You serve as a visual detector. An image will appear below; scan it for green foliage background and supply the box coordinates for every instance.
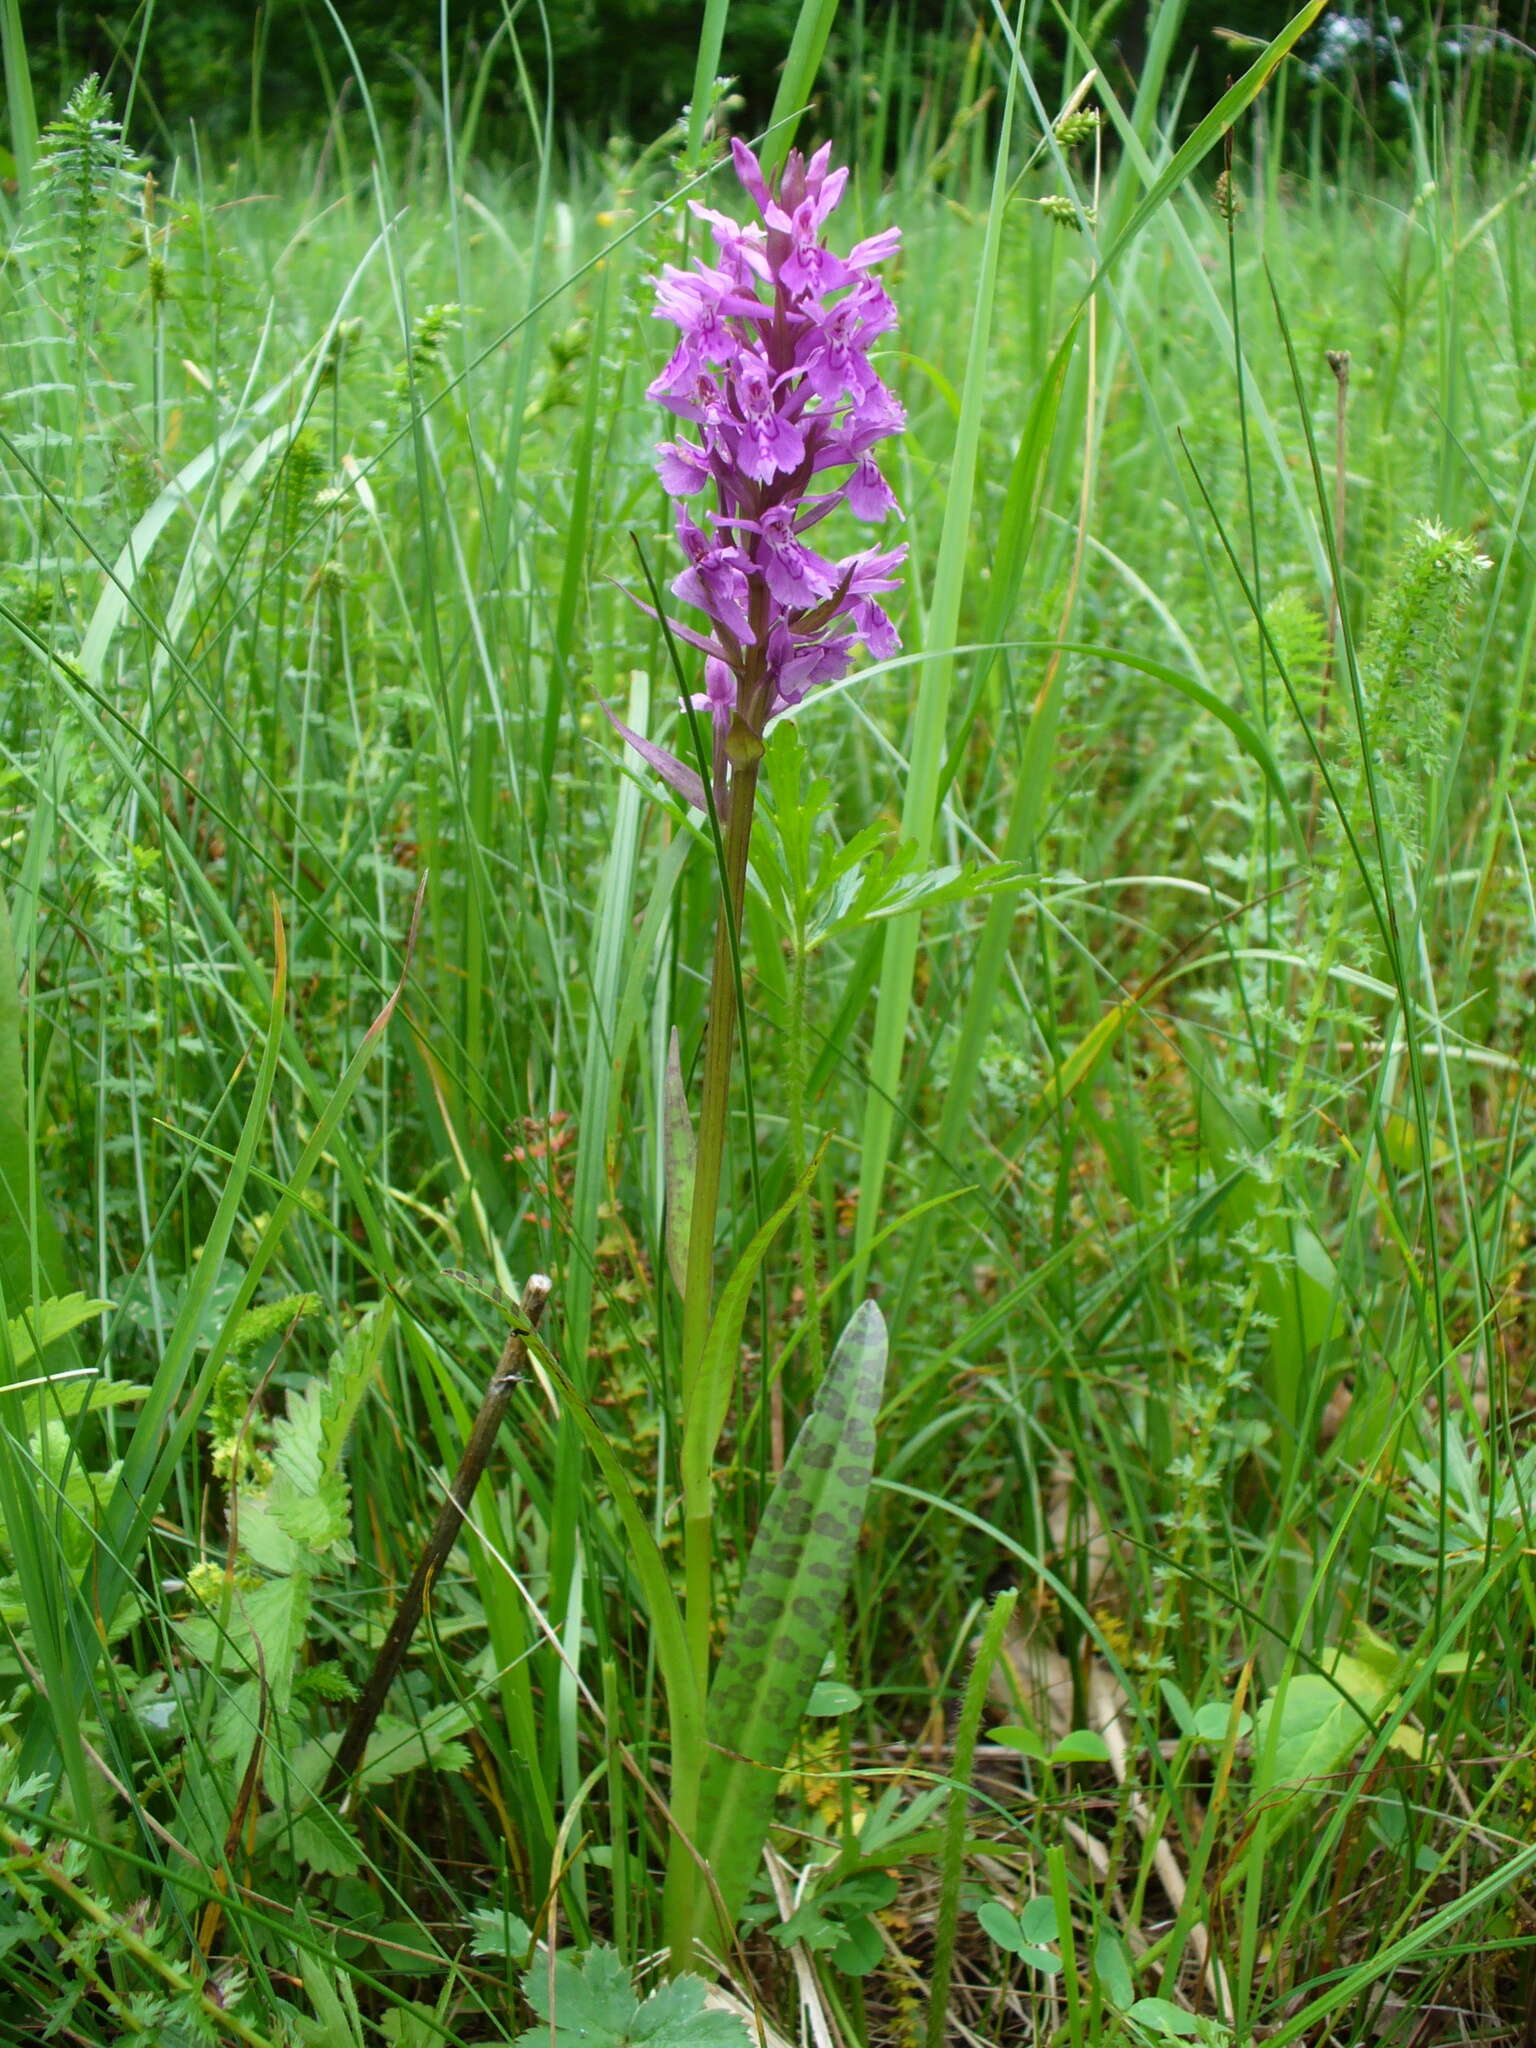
[13,1,1530,160]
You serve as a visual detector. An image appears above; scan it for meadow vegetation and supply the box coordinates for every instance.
[1,3,1535,2042]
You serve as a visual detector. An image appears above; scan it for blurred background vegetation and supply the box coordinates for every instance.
[9,2,1533,167]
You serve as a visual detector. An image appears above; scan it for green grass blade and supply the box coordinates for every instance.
[761,0,843,176]
[0,0,38,203]
[851,38,1020,1297]
[0,889,67,1319]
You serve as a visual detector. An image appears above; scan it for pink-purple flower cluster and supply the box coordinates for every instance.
[629,139,905,803]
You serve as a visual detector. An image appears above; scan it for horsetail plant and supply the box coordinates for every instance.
[608,138,902,1968]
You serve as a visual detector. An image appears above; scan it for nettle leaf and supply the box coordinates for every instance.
[269,1471,351,1553]
[15,1375,150,1422]
[695,1300,888,1940]
[286,1802,363,1879]
[772,1870,895,1975]
[515,1946,749,2048]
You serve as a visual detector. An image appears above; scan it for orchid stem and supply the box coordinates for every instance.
[787,933,824,1395]
[669,753,760,1969]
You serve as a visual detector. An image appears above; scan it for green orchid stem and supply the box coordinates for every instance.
[669,748,761,1970]
[787,933,825,1393]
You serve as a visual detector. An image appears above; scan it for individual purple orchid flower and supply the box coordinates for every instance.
[610,137,906,809]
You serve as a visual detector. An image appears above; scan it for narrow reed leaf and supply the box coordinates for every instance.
[0,890,67,1320]
[927,1589,1019,2048]
[760,0,844,177]
[853,49,1018,1295]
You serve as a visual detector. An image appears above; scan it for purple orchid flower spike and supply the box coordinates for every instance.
[608,139,906,808]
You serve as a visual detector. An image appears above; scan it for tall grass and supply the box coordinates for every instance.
[1,3,1534,2043]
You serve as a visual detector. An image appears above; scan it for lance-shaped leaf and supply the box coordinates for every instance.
[680,1141,826,1507]
[597,696,707,813]
[663,1028,696,1300]
[693,1299,888,1941]
[0,889,69,1330]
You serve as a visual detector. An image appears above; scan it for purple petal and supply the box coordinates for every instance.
[657,440,711,494]
[845,457,901,522]
[731,137,772,215]
[845,226,902,271]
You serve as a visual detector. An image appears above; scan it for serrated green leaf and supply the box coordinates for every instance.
[241,1571,312,1715]
[269,1471,350,1551]
[773,1898,843,1953]
[515,1946,634,2044]
[320,1302,393,1475]
[3,1296,111,1373]
[467,1906,533,1959]
[271,1378,326,1499]
[359,1706,471,1788]
[287,1802,362,1878]
[633,1973,752,2043]
[2,1374,149,1422]
[695,1300,888,1942]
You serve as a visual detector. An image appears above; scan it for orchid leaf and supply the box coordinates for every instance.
[694,1299,888,1941]
[663,1027,697,1300]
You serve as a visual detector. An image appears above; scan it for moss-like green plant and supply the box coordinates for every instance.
[1355,518,1489,853]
